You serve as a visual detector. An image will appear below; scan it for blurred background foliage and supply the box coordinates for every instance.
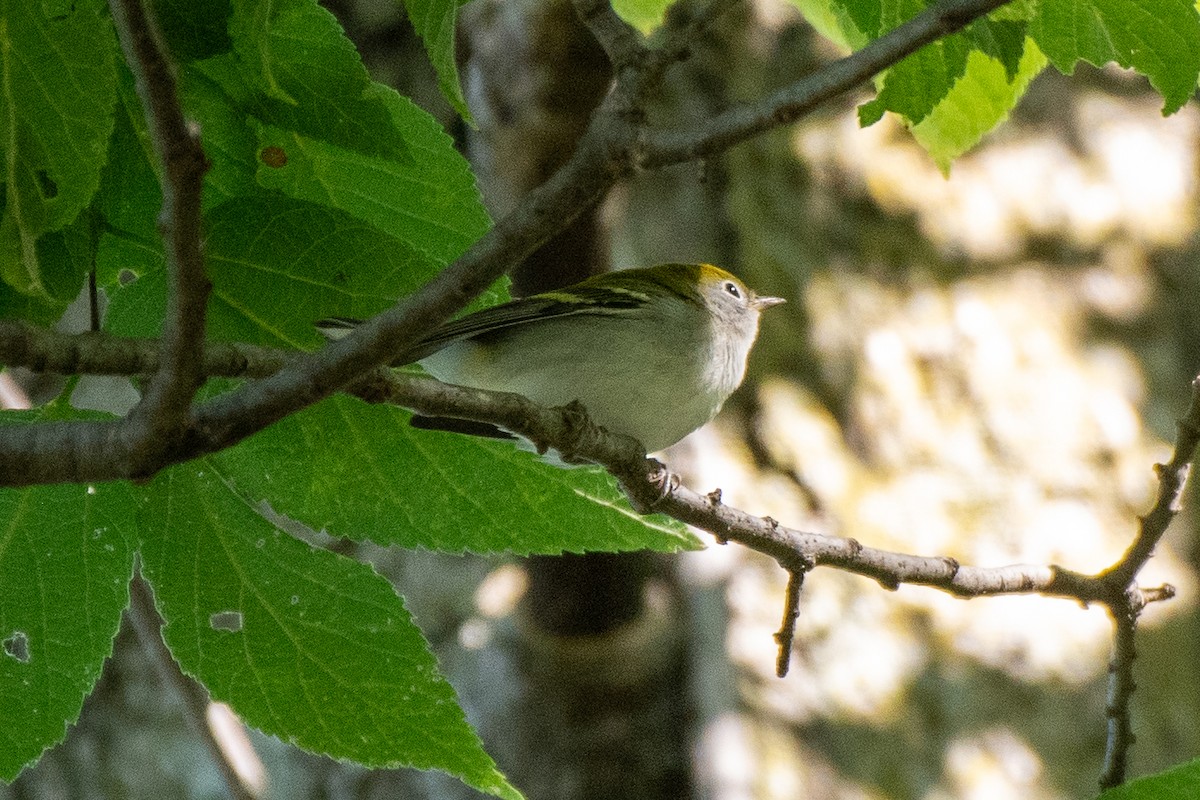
[6,0,1199,798]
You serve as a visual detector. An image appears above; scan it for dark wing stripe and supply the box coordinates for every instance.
[405,290,648,360]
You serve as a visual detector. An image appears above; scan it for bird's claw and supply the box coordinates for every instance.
[647,458,680,504]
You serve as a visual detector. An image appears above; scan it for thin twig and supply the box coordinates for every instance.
[1100,593,1139,789]
[128,574,261,800]
[1104,375,1200,586]
[107,0,210,467]
[351,370,1130,603]
[639,0,1015,167]
[1085,377,1200,782]
[773,561,807,678]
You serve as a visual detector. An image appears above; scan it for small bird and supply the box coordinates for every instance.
[318,263,784,454]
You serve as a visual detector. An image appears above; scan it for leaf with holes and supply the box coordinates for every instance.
[136,462,522,799]
[0,0,117,300]
[0,477,135,781]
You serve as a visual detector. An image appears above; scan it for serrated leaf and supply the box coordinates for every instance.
[965,18,1026,80]
[105,196,438,347]
[1099,758,1200,799]
[0,0,118,297]
[217,394,700,554]
[0,479,136,781]
[136,463,522,800]
[228,0,411,163]
[858,24,971,126]
[839,0,884,38]
[251,84,489,265]
[401,0,474,122]
[911,39,1047,171]
[1029,0,1200,114]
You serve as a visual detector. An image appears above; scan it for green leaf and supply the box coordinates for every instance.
[0,282,66,325]
[400,0,474,122]
[965,18,1027,80]
[137,463,522,800]
[106,196,438,347]
[911,38,1047,171]
[181,55,265,208]
[33,211,96,302]
[1029,0,1200,114]
[251,84,490,265]
[786,0,865,49]
[228,0,412,163]
[0,479,136,780]
[217,394,701,554]
[610,0,675,33]
[839,0,884,37]
[92,71,170,291]
[94,74,163,247]
[843,0,1029,128]
[152,0,234,62]
[858,22,971,126]
[0,0,118,297]
[1099,758,1200,799]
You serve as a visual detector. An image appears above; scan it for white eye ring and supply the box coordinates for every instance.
[723,281,742,299]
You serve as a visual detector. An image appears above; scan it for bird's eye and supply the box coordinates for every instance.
[723,281,742,299]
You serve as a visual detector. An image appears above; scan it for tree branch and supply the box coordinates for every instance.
[107,0,210,468]
[354,365,1190,783]
[3,316,1190,787]
[1104,375,1200,586]
[0,321,290,380]
[639,0,1016,167]
[1086,376,1200,784]
[352,369,1180,613]
[1100,594,1139,789]
[0,0,1015,486]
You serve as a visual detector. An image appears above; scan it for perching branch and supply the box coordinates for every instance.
[355,365,1191,784]
[354,369,1184,613]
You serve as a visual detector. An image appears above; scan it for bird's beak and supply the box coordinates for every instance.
[752,295,786,310]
